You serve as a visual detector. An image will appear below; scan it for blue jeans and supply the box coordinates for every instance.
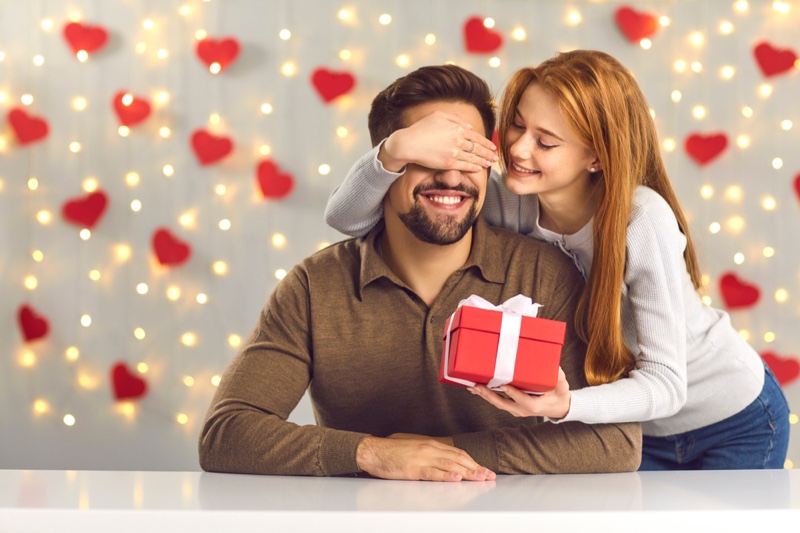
[639,364,790,470]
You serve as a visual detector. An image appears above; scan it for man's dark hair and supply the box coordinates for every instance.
[367,64,496,147]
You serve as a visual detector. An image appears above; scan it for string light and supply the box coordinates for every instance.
[700,185,714,199]
[181,332,197,346]
[126,172,140,187]
[690,61,703,73]
[781,120,792,131]
[763,246,775,258]
[260,103,273,114]
[21,94,34,105]
[566,10,582,25]
[395,54,411,68]
[708,222,721,234]
[735,1,749,12]
[80,314,92,327]
[212,261,228,275]
[118,126,131,137]
[33,399,50,414]
[63,415,76,427]
[733,252,745,264]
[143,19,154,30]
[424,33,437,45]
[195,30,207,41]
[218,219,231,231]
[228,334,242,348]
[379,14,392,25]
[772,158,783,170]
[489,57,501,68]
[66,347,79,361]
[742,106,754,118]
[336,127,348,138]
[720,66,735,79]
[659,16,671,26]
[211,375,222,386]
[176,414,189,425]
[725,185,744,203]
[163,164,175,177]
[762,196,777,210]
[736,135,751,149]
[759,84,773,98]
[692,106,707,119]
[89,269,101,281]
[272,233,287,248]
[640,39,652,50]
[281,62,296,76]
[279,29,291,40]
[83,178,98,192]
[690,32,704,47]
[20,351,36,367]
[32,250,44,262]
[719,21,734,34]
[674,60,687,73]
[72,97,88,111]
[29,177,40,190]
[739,329,751,341]
[318,164,331,175]
[764,331,776,342]
[339,49,352,60]
[196,293,208,304]
[167,286,181,301]
[33,55,45,66]
[24,276,37,290]
[259,145,272,156]
[136,283,149,295]
[775,289,789,303]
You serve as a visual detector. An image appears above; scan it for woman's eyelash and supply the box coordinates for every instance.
[537,140,557,150]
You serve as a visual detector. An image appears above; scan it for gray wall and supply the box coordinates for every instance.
[1,0,798,471]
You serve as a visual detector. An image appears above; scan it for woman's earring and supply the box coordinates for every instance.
[590,167,596,173]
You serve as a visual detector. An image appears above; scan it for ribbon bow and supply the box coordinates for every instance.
[443,294,542,390]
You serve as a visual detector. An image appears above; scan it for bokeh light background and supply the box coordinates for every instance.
[1,0,798,471]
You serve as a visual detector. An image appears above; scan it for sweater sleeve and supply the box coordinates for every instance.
[452,251,642,473]
[198,267,369,476]
[323,142,403,237]
[560,190,689,425]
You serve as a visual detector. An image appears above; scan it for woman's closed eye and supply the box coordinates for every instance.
[537,139,557,150]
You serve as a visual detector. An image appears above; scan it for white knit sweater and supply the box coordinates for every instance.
[324,145,765,437]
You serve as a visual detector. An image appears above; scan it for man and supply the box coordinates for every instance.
[199,65,641,480]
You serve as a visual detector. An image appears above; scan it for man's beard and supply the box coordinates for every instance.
[398,183,479,245]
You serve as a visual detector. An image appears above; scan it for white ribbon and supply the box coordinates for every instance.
[442,294,542,390]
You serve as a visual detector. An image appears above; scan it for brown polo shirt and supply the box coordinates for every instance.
[199,217,641,476]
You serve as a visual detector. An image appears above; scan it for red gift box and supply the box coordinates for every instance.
[439,301,566,394]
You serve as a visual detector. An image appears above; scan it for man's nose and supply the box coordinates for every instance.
[434,169,466,187]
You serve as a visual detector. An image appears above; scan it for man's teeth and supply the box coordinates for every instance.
[513,163,536,174]
[427,195,463,205]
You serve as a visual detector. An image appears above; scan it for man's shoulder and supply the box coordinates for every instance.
[484,224,567,259]
[298,236,363,271]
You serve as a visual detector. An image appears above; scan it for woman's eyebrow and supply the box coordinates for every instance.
[513,110,565,142]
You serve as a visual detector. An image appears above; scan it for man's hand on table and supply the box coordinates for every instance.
[355,434,495,482]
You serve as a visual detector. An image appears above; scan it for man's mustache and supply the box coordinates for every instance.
[413,182,479,200]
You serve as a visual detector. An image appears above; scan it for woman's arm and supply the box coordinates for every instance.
[324,111,497,237]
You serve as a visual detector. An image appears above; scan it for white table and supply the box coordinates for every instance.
[1,469,798,532]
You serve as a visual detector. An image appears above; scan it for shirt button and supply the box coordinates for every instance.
[430,315,435,323]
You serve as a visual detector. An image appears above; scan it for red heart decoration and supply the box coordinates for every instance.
[719,272,760,310]
[190,129,233,165]
[463,16,503,54]
[794,173,800,204]
[112,91,151,127]
[614,6,659,43]
[195,37,240,72]
[18,304,49,342]
[152,228,191,266]
[761,351,800,386]
[753,42,798,78]
[684,132,728,166]
[111,362,148,401]
[62,190,109,229]
[62,21,108,55]
[7,108,49,145]
[256,160,295,199]
[311,68,356,103]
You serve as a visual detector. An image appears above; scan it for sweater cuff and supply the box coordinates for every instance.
[319,430,371,476]
[452,431,499,472]
[373,138,407,175]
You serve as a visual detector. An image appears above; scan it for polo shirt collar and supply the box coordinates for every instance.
[357,216,505,299]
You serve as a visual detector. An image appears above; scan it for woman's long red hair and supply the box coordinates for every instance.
[498,50,701,385]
